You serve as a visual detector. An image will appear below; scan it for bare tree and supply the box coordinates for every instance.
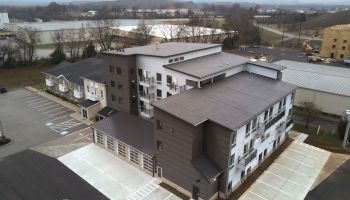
[300,101,321,129]
[0,41,19,67]
[64,28,87,61]
[133,18,154,46]
[15,28,40,63]
[89,19,118,51]
[158,24,176,42]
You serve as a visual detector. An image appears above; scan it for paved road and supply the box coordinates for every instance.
[306,159,350,200]
[255,23,323,41]
[0,88,86,158]
[0,150,109,200]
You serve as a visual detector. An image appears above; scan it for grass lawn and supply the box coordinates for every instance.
[37,43,56,49]
[292,122,349,154]
[260,29,282,45]
[0,63,54,90]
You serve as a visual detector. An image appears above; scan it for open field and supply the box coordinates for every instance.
[0,63,53,90]
[260,28,282,45]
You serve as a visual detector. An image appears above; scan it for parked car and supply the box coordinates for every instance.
[0,86,7,94]
[344,56,350,66]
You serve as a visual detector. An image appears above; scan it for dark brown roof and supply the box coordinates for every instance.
[164,52,249,79]
[153,72,297,130]
[192,155,222,183]
[78,99,99,108]
[91,112,154,156]
[102,42,221,57]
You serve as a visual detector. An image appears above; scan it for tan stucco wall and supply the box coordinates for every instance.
[294,88,350,116]
[320,28,350,60]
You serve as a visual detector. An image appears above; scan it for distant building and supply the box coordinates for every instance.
[320,24,350,60]
[0,11,9,28]
[87,11,97,17]
[275,60,350,116]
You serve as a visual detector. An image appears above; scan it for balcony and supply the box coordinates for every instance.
[140,106,154,118]
[167,83,185,93]
[139,76,154,87]
[45,79,54,87]
[264,110,285,132]
[58,84,68,92]
[74,90,83,99]
[275,122,286,139]
[255,123,265,140]
[238,148,257,168]
[139,91,155,103]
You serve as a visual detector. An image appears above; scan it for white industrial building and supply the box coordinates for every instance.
[274,60,350,116]
[0,11,9,28]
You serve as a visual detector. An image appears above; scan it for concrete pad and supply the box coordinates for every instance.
[59,144,181,200]
[239,140,331,200]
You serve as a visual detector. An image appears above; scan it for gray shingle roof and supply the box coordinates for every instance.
[44,58,104,86]
[102,42,221,57]
[192,155,222,183]
[91,112,154,156]
[274,60,350,97]
[78,99,99,108]
[97,107,117,118]
[164,52,250,79]
[81,69,105,84]
[153,72,297,130]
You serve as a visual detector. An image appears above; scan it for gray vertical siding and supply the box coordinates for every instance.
[203,122,231,194]
[154,108,218,200]
[102,54,138,116]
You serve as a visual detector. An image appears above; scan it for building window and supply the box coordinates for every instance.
[230,154,235,167]
[243,144,249,154]
[344,40,347,43]
[269,107,273,118]
[169,59,173,63]
[157,89,162,99]
[341,54,344,58]
[167,92,172,97]
[111,80,116,87]
[180,56,184,61]
[118,82,123,89]
[231,131,237,147]
[166,75,172,85]
[334,39,337,42]
[156,73,162,84]
[130,149,139,165]
[156,119,162,130]
[252,117,258,131]
[245,121,251,136]
[118,97,123,104]
[332,45,336,49]
[109,65,114,73]
[282,97,286,107]
[174,57,179,62]
[96,132,104,145]
[118,143,126,157]
[250,139,254,149]
[107,136,114,151]
[111,95,116,102]
[101,90,104,98]
[342,46,346,50]
[87,86,90,92]
[264,110,268,121]
[228,181,232,190]
[117,67,122,74]
[157,140,163,151]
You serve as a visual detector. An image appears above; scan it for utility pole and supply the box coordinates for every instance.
[281,19,287,46]
[342,110,350,148]
[298,22,302,47]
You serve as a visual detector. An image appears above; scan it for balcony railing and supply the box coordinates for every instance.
[140,106,154,118]
[139,76,154,87]
[264,110,285,131]
[286,118,293,128]
[167,83,185,93]
[139,91,155,102]
[238,148,257,167]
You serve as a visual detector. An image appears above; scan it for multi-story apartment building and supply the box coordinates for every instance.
[92,42,297,200]
[320,24,350,60]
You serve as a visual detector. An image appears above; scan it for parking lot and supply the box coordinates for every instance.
[239,141,331,200]
[59,144,181,200]
[0,88,86,158]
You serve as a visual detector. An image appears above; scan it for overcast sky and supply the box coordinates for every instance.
[1,0,350,6]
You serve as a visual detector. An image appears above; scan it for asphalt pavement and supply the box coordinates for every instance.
[0,150,108,200]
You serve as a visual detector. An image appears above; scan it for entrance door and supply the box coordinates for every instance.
[330,53,334,58]
[277,136,281,145]
[273,140,277,150]
[258,153,263,163]
[157,166,162,178]
[82,109,88,119]
[240,170,245,180]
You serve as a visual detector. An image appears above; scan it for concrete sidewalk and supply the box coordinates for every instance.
[26,87,93,126]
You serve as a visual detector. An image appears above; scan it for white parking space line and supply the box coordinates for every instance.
[73,133,92,142]
[42,107,66,114]
[287,148,321,160]
[21,97,44,104]
[48,110,71,118]
[248,191,269,200]
[257,180,293,197]
[32,102,55,109]
[28,99,49,106]
[45,115,68,123]
[127,179,159,200]
[18,95,39,102]
[10,90,31,96]
[265,171,304,187]
[49,119,82,133]
[38,104,60,111]
[274,162,308,176]
[282,155,314,168]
